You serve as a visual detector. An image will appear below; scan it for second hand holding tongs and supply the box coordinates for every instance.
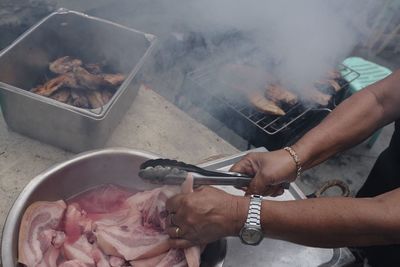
[139,158,290,189]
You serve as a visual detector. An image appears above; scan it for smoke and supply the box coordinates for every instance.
[163,0,376,89]
[92,0,380,94]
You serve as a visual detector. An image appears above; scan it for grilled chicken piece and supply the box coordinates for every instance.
[87,91,104,109]
[248,91,285,116]
[49,56,82,74]
[304,87,332,106]
[314,79,342,93]
[101,90,114,105]
[84,63,103,75]
[265,84,297,105]
[70,90,90,109]
[102,73,125,87]
[31,73,78,96]
[326,70,341,80]
[327,79,341,92]
[49,88,71,103]
[73,66,109,90]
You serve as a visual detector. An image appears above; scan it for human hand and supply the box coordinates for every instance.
[166,186,249,248]
[230,150,297,196]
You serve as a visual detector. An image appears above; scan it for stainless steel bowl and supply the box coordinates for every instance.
[1,148,225,267]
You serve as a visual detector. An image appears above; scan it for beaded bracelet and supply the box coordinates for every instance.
[284,146,302,179]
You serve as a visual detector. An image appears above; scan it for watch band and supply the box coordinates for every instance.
[245,194,263,227]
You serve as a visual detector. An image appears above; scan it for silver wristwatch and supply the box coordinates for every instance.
[239,194,264,245]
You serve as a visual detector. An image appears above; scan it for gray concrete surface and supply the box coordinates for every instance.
[0,85,239,242]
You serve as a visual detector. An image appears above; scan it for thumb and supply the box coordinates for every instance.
[169,238,196,249]
[245,172,266,195]
[230,159,254,176]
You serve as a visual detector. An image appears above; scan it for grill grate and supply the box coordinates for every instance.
[188,63,359,136]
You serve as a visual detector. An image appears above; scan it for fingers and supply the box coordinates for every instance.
[167,225,186,239]
[246,171,286,196]
[230,153,258,175]
[246,172,267,195]
[270,187,285,197]
[166,194,184,214]
[169,238,195,249]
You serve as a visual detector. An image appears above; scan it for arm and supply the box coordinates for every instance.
[167,186,400,248]
[258,189,400,247]
[294,69,400,169]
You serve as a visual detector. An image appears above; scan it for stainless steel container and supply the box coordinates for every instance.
[1,148,226,267]
[0,9,157,153]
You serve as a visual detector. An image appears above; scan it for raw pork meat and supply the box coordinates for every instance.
[18,200,66,266]
[18,178,201,267]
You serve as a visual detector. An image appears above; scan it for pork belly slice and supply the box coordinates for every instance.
[62,235,110,266]
[35,246,61,267]
[59,260,89,267]
[156,249,188,267]
[247,91,286,116]
[95,210,170,260]
[129,252,167,267]
[130,249,187,267]
[50,56,82,74]
[132,186,180,230]
[109,256,126,267]
[18,200,66,267]
[69,184,134,214]
[265,84,298,106]
[64,203,93,243]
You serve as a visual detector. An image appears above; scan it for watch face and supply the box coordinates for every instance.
[240,227,263,245]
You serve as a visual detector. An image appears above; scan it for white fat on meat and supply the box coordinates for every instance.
[94,204,171,260]
[64,203,93,242]
[156,249,188,267]
[109,256,126,267]
[129,252,167,266]
[35,246,60,267]
[62,234,111,267]
[59,260,89,267]
[18,200,66,267]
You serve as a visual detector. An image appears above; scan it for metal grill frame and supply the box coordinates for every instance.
[188,63,359,136]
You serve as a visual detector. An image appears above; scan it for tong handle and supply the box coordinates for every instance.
[191,174,252,187]
[154,172,289,189]
[139,159,290,189]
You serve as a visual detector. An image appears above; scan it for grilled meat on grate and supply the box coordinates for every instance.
[265,84,298,105]
[248,91,286,116]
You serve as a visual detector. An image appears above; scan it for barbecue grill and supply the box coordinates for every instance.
[182,62,359,150]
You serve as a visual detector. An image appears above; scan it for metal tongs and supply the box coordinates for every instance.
[139,158,290,189]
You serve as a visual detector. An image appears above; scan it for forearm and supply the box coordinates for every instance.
[241,190,400,248]
[293,70,400,169]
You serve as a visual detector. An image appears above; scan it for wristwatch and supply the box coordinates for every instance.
[239,194,264,245]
